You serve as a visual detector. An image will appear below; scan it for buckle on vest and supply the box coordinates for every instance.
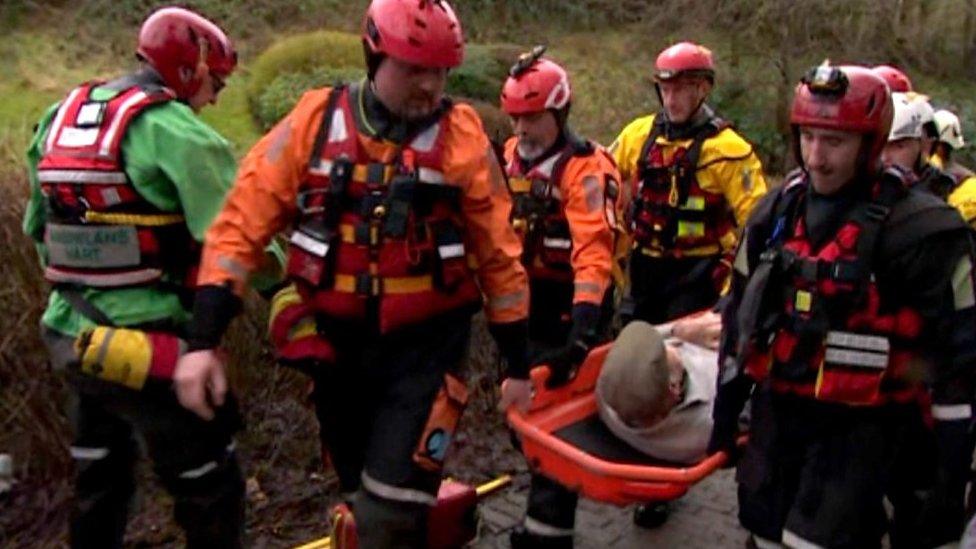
[798,259,819,282]
[360,194,385,218]
[530,179,551,199]
[865,203,889,221]
[330,158,353,192]
[356,273,381,297]
[297,188,328,215]
[829,260,860,283]
[366,163,388,185]
[759,249,780,264]
[354,223,371,245]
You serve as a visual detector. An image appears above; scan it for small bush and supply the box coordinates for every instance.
[462,99,512,147]
[253,67,365,130]
[448,44,522,102]
[246,30,364,112]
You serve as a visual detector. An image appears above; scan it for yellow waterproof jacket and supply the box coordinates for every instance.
[948,175,976,228]
[610,113,767,258]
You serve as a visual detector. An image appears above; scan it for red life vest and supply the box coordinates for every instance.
[631,116,735,257]
[506,141,581,283]
[37,80,197,289]
[740,171,927,406]
[284,85,482,334]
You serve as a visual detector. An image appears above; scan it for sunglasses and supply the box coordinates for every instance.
[210,72,227,94]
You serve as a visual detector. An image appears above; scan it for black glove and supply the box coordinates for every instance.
[537,340,589,388]
[186,284,242,352]
[537,303,601,388]
[488,319,529,379]
[707,371,753,464]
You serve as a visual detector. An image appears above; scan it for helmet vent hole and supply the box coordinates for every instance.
[414,17,427,29]
[866,95,877,116]
[408,37,422,48]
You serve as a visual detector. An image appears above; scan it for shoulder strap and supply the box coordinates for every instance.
[550,130,594,185]
[308,85,347,169]
[102,70,172,97]
[849,167,909,284]
[685,116,729,171]
[734,177,806,359]
[636,115,665,175]
[58,287,115,327]
[765,171,807,248]
[676,116,730,206]
[882,192,972,258]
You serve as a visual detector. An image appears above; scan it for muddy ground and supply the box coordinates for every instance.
[0,315,527,548]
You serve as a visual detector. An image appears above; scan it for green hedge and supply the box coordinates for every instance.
[254,67,365,130]
[246,30,364,113]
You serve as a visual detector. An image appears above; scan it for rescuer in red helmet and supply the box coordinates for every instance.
[872,64,914,93]
[173,1,532,545]
[499,46,623,548]
[22,6,254,547]
[499,46,622,384]
[709,62,976,547]
[610,41,768,327]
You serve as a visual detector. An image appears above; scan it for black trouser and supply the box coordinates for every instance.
[310,311,472,549]
[42,328,245,549]
[886,409,940,549]
[625,252,721,324]
[523,474,579,538]
[736,387,930,549]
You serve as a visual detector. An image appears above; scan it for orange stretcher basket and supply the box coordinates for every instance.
[507,343,740,507]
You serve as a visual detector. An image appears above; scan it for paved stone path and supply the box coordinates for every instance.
[473,469,750,548]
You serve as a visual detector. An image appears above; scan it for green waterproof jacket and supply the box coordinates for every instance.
[24,80,281,337]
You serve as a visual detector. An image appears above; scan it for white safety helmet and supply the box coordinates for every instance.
[934,109,966,150]
[888,92,925,142]
[908,92,937,139]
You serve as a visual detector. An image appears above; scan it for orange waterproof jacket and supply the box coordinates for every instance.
[198,85,528,326]
[503,136,620,305]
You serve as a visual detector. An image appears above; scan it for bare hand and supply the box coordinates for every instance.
[498,378,533,413]
[672,311,722,350]
[173,349,227,420]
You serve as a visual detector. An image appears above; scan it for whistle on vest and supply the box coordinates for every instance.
[74,327,186,390]
[668,172,680,207]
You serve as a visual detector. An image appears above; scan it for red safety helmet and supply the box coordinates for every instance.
[500,46,571,116]
[136,7,236,99]
[363,0,465,70]
[790,63,893,170]
[654,41,715,82]
[872,65,913,93]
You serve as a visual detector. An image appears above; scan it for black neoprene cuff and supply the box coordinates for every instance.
[488,319,530,379]
[186,284,242,352]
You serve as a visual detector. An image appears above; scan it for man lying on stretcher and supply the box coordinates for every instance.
[597,311,721,464]
[511,311,722,548]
